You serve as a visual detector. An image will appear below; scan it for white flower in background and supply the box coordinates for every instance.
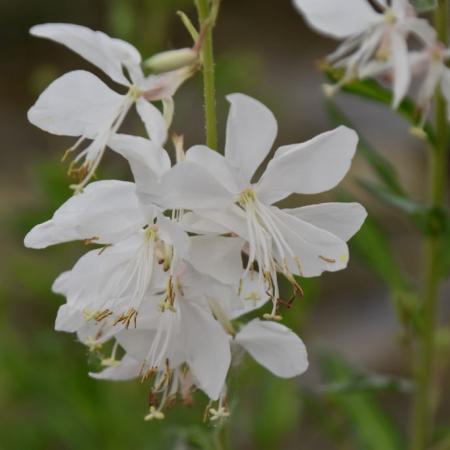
[293,0,436,107]
[408,44,450,128]
[160,93,367,320]
[28,23,198,191]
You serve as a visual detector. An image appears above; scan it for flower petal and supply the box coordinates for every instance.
[28,70,125,137]
[283,202,367,241]
[229,275,270,319]
[179,300,231,400]
[391,31,410,109]
[256,126,358,204]
[108,134,171,191]
[293,0,381,39]
[179,212,231,235]
[224,93,278,183]
[24,180,145,248]
[160,162,234,210]
[30,23,140,85]
[186,145,243,193]
[135,98,168,145]
[90,354,141,381]
[235,319,308,378]
[270,207,350,277]
[188,236,244,285]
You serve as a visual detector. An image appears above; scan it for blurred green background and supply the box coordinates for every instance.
[0,0,449,449]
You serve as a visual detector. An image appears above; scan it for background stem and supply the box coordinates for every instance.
[410,2,449,449]
[195,0,218,150]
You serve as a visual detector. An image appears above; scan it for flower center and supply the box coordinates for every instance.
[236,189,303,320]
[383,8,396,25]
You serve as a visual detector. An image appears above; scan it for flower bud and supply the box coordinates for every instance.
[144,48,198,73]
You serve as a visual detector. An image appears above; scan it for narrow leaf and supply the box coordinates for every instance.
[320,353,405,450]
[412,0,438,12]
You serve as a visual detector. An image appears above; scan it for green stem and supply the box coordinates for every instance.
[195,0,219,150]
[410,2,449,449]
[214,423,230,450]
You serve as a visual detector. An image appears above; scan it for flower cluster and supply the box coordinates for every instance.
[294,0,450,128]
[25,23,366,420]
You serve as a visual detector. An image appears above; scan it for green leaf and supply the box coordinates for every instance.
[327,101,405,195]
[358,179,428,215]
[358,179,449,236]
[320,353,405,450]
[412,0,438,12]
[323,67,436,146]
[439,227,450,276]
[320,374,413,395]
[253,377,300,449]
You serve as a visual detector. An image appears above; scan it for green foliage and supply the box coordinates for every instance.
[319,354,405,450]
[412,0,438,12]
[324,67,436,146]
[251,376,301,449]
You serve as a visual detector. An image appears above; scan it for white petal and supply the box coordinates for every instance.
[24,180,145,248]
[90,354,141,381]
[293,0,381,39]
[28,70,125,137]
[135,98,168,145]
[403,18,437,47]
[160,162,234,210]
[186,145,243,193]
[224,93,278,183]
[54,304,85,332]
[192,206,249,238]
[179,212,231,235]
[235,319,308,378]
[271,207,350,277]
[116,329,158,361]
[179,300,231,400]
[283,202,367,241]
[30,23,140,85]
[256,126,358,204]
[108,133,170,201]
[157,213,191,261]
[391,31,410,109]
[140,66,193,100]
[229,275,270,319]
[188,236,244,285]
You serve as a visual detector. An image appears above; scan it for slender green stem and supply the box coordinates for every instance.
[194,1,228,448]
[214,422,230,450]
[195,0,219,150]
[410,2,449,449]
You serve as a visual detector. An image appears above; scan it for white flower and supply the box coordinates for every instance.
[159,93,367,319]
[28,23,197,191]
[408,44,450,128]
[24,145,188,328]
[105,262,233,402]
[293,0,436,107]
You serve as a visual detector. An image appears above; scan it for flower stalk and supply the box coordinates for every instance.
[410,2,449,449]
[195,0,219,150]
[195,2,229,447]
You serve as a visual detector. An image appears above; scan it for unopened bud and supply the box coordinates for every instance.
[144,48,198,74]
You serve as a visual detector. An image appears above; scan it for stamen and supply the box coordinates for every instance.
[144,406,165,421]
[113,308,138,329]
